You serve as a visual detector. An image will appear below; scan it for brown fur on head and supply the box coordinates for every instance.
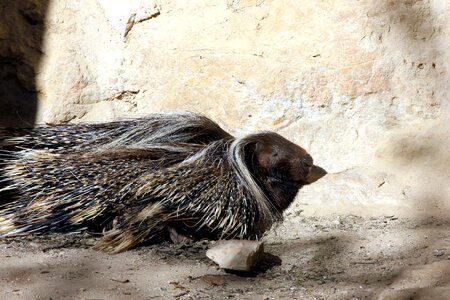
[245,133,327,211]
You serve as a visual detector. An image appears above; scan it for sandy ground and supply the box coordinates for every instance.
[1,214,449,300]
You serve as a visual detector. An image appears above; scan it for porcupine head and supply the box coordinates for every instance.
[245,132,327,213]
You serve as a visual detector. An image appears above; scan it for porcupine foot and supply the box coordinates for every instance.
[167,225,194,244]
[102,222,194,244]
[102,216,121,235]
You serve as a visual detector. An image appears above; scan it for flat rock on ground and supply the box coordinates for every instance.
[206,240,265,272]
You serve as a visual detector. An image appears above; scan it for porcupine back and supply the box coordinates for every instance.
[0,113,231,153]
[0,113,233,235]
[0,112,231,200]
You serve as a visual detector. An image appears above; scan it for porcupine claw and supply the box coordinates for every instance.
[167,225,195,244]
[102,216,120,235]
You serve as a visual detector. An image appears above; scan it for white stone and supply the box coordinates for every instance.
[206,240,264,272]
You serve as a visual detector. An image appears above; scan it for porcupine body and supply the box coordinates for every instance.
[0,112,326,253]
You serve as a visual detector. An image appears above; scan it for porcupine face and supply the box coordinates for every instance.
[247,133,327,212]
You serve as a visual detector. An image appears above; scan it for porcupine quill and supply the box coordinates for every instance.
[0,112,327,253]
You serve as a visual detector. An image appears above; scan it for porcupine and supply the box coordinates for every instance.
[0,112,327,253]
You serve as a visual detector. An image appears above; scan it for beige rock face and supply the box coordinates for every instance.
[1,0,449,215]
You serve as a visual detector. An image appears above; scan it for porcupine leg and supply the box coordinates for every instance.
[95,221,167,253]
[94,203,168,253]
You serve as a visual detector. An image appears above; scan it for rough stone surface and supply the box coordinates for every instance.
[206,240,264,272]
[0,0,449,215]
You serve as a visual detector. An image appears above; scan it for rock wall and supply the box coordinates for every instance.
[2,0,449,216]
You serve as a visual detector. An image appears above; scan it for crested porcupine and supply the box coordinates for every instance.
[0,112,326,253]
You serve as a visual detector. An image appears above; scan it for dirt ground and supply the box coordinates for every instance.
[1,214,449,300]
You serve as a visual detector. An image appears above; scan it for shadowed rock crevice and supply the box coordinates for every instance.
[0,1,48,205]
[0,0,48,127]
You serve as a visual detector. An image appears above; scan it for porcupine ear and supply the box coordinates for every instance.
[242,139,259,171]
[243,135,276,175]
